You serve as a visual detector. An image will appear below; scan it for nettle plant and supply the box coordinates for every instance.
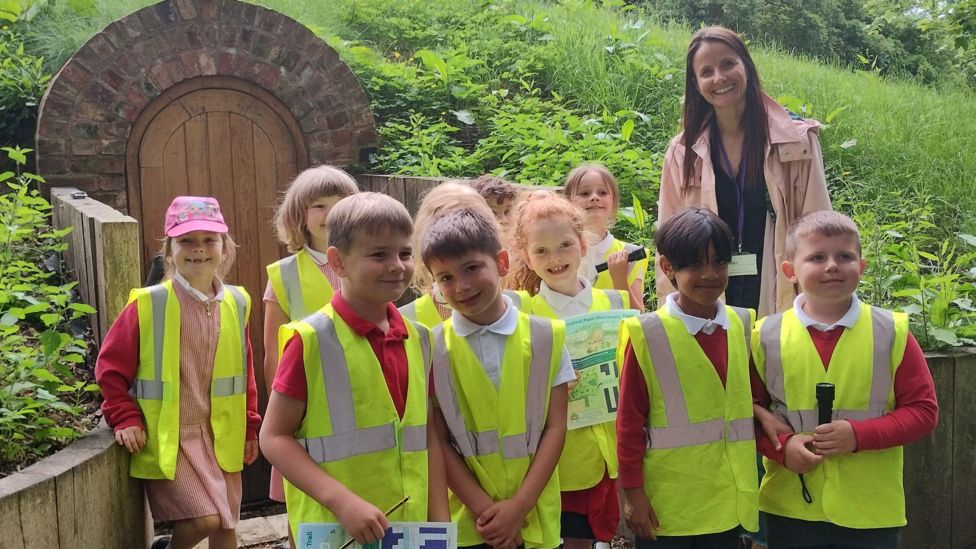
[841,189,976,350]
[0,146,99,475]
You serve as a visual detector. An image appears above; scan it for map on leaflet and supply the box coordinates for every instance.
[564,309,637,430]
[297,522,456,549]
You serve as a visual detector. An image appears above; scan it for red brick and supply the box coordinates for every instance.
[37,155,67,174]
[331,130,352,147]
[125,83,149,110]
[100,69,125,92]
[179,51,202,78]
[149,63,174,90]
[165,57,186,84]
[71,140,100,156]
[60,63,93,89]
[326,111,348,130]
[200,0,218,20]
[174,0,197,20]
[199,51,216,75]
[88,34,117,60]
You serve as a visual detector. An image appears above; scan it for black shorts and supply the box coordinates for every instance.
[765,515,900,549]
[634,527,742,548]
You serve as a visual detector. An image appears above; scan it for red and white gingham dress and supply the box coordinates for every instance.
[144,282,242,528]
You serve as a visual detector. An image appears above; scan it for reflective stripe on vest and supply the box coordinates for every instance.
[505,289,522,310]
[132,285,248,400]
[432,316,553,459]
[760,307,895,433]
[296,314,430,463]
[278,254,306,319]
[604,289,624,310]
[639,307,754,449]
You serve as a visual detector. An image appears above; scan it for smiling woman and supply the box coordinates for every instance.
[656,26,832,318]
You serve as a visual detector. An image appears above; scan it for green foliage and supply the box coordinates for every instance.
[835,185,976,350]
[0,24,50,154]
[0,147,98,476]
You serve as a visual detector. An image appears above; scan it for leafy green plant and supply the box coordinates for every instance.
[0,146,99,476]
[0,27,50,154]
[615,193,658,309]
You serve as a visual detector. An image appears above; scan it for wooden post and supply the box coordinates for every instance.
[50,187,140,343]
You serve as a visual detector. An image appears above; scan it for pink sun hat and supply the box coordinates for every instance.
[163,196,229,237]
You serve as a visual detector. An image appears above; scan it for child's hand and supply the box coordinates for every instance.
[623,487,660,540]
[607,250,630,287]
[243,440,259,465]
[475,499,527,547]
[813,420,857,455]
[784,434,823,474]
[754,405,793,451]
[333,493,390,545]
[566,368,579,391]
[115,426,146,453]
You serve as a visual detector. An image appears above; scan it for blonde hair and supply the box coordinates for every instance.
[327,193,413,253]
[160,232,238,283]
[507,190,589,295]
[562,163,621,227]
[273,165,359,252]
[410,181,490,293]
[785,210,862,259]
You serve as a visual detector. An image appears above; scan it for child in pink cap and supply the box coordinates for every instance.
[96,196,261,549]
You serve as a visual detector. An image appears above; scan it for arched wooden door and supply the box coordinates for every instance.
[128,78,307,378]
[127,77,306,504]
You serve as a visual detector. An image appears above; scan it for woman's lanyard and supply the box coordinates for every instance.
[717,138,758,277]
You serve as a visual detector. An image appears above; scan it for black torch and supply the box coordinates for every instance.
[817,382,835,426]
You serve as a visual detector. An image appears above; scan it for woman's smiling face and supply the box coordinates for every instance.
[692,40,748,113]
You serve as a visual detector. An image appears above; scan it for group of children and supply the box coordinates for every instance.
[96,162,937,549]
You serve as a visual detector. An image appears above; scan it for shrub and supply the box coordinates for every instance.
[0,147,99,477]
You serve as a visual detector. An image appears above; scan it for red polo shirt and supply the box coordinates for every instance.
[272,293,411,418]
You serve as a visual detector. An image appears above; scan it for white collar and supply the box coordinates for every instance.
[451,294,518,337]
[304,246,329,266]
[173,271,224,302]
[793,293,861,332]
[538,276,592,311]
[593,231,614,256]
[665,292,729,335]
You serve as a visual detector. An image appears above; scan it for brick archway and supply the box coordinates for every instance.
[35,0,377,211]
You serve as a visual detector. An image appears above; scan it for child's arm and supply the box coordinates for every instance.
[262,300,289,396]
[430,406,495,516]
[477,383,568,548]
[261,390,390,544]
[243,327,261,465]
[616,342,658,539]
[750,359,792,457]
[606,251,646,311]
[813,333,938,455]
[260,336,389,545]
[94,302,147,453]
[426,408,450,521]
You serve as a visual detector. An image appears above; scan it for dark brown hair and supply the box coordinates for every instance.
[421,207,502,268]
[681,26,768,189]
[654,207,733,272]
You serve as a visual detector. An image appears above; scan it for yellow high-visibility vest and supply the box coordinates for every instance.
[266,248,336,320]
[281,306,432,538]
[128,279,250,479]
[432,312,564,548]
[400,289,533,328]
[753,304,910,528]
[620,306,758,535]
[531,288,627,491]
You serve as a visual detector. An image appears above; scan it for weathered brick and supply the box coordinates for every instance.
[38,116,68,136]
[326,111,348,130]
[100,69,125,92]
[98,175,126,192]
[60,62,93,89]
[112,52,141,80]
[184,28,203,49]
[36,138,66,156]
[165,57,186,84]
[299,113,324,133]
[149,63,174,90]
[174,0,197,20]
[141,77,161,100]
[154,2,178,25]
[71,122,100,140]
[200,0,218,20]
[117,14,145,40]
[101,139,126,156]
[71,139,100,156]
[88,33,117,59]
[180,51,202,78]
[198,51,216,75]
[218,23,238,48]
[124,82,149,110]
[70,155,122,174]
[240,3,258,26]
[85,81,116,108]
[330,130,352,147]
[252,36,271,60]
[256,7,278,33]
[255,63,279,89]
[239,27,255,50]
[278,49,301,73]
[37,154,67,174]
[217,51,234,75]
